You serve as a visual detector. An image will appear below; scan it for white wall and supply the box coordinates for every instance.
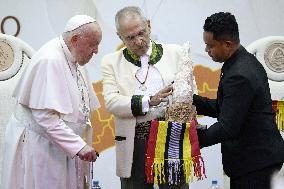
[1,0,284,81]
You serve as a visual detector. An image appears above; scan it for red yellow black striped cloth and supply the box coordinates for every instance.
[145,119,206,185]
[272,100,284,132]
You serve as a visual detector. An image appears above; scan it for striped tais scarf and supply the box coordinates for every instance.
[145,119,206,185]
[272,100,284,132]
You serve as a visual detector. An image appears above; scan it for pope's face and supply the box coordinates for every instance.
[118,17,151,57]
[73,23,102,66]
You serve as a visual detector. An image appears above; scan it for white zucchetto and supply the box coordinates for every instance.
[64,15,96,32]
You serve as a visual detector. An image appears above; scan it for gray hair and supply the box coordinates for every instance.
[115,6,148,31]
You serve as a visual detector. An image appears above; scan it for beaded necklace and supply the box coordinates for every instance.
[135,64,150,91]
[60,41,90,123]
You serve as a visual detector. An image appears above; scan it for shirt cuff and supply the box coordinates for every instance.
[131,95,147,116]
[142,95,150,113]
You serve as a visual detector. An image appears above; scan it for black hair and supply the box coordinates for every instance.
[203,12,239,43]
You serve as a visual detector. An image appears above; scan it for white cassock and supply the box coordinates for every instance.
[1,36,100,189]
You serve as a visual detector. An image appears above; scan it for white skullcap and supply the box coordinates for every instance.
[64,15,96,32]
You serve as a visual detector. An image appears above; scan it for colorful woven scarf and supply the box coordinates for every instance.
[145,119,206,185]
[272,100,284,132]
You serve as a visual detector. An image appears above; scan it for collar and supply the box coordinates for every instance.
[122,41,163,67]
[59,35,76,63]
[222,45,245,73]
[145,42,152,57]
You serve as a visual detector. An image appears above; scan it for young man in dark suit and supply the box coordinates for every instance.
[193,12,284,189]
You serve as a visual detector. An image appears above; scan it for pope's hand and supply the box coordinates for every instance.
[149,84,173,106]
[77,145,98,162]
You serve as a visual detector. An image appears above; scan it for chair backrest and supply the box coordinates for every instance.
[0,33,34,184]
[246,36,284,100]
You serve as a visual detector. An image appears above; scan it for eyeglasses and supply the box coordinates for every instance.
[121,29,147,44]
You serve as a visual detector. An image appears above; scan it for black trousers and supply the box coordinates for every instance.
[230,163,283,189]
[120,138,189,189]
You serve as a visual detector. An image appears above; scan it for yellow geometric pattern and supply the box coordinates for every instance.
[198,83,218,94]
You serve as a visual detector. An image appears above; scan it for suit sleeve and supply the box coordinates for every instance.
[197,74,254,148]
[193,94,218,118]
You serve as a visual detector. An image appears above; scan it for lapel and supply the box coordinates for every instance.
[216,72,223,116]
[119,53,139,95]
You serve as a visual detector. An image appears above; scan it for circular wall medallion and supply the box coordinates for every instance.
[0,40,14,72]
[264,43,284,73]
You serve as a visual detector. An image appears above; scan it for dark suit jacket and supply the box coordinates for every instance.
[193,45,284,178]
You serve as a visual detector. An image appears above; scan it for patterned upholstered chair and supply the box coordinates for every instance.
[246,36,284,98]
[0,34,34,184]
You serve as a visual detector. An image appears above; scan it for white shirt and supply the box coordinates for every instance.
[134,43,166,123]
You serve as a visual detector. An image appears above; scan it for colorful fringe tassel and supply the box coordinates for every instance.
[145,119,206,185]
[272,100,284,132]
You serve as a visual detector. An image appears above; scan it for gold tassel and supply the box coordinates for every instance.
[153,160,166,184]
[275,101,284,132]
[183,159,193,183]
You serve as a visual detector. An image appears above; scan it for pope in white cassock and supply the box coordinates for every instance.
[0,15,102,189]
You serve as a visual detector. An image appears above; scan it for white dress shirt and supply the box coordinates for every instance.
[135,43,167,123]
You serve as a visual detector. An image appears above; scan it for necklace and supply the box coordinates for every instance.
[135,64,150,91]
[60,41,91,123]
